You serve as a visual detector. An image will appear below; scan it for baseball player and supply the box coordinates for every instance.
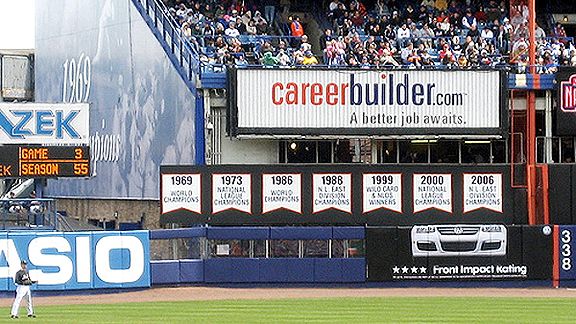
[10,260,37,319]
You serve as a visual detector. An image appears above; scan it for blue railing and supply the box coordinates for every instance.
[135,0,199,81]
[0,198,57,230]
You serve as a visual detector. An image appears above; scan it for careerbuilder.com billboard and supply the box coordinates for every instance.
[230,68,507,137]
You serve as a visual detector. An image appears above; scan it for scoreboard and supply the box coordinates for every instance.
[0,146,90,178]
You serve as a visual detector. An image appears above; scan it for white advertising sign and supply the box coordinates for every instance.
[161,174,201,214]
[0,103,90,144]
[413,174,452,213]
[212,174,251,214]
[312,173,352,213]
[463,173,503,213]
[235,69,501,135]
[363,173,402,213]
[262,174,302,214]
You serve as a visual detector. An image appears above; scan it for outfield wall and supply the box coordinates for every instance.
[2,226,575,291]
[147,226,576,287]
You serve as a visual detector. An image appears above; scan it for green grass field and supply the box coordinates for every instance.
[4,297,575,323]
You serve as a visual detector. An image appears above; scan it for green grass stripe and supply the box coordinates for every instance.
[2,297,575,323]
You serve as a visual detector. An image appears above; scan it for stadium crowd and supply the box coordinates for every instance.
[165,0,576,71]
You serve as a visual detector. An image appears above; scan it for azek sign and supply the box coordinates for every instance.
[0,231,150,290]
[0,103,89,144]
[230,68,506,136]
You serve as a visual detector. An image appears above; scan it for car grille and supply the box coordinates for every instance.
[481,241,502,251]
[440,241,477,252]
[417,242,437,251]
[437,226,479,235]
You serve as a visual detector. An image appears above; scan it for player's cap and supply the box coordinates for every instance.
[21,260,27,264]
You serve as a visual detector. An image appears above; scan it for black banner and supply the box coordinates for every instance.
[160,165,526,226]
[367,225,552,281]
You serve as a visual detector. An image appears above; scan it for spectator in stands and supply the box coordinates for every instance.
[277,49,292,66]
[534,23,546,40]
[165,0,574,71]
[442,50,457,66]
[225,21,240,38]
[293,48,305,65]
[299,35,312,52]
[261,51,279,67]
[329,0,341,12]
[407,48,423,67]
[241,10,252,25]
[480,28,494,41]
[420,49,435,66]
[320,28,334,50]
[253,11,268,34]
[1,193,11,212]
[474,5,488,23]
[434,0,448,12]
[457,54,469,67]
[246,19,257,35]
[302,50,319,65]
[5,192,24,214]
[397,23,411,48]
[262,0,276,24]
[401,42,414,64]
[462,9,477,30]
[235,17,247,34]
[375,0,390,16]
[486,0,501,22]
[554,23,567,40]
[235,54,248,66]
[181,22,192,38]
[570,49,576,66]
[290,15,305,37]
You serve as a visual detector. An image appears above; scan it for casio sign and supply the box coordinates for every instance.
[0,232,150,289]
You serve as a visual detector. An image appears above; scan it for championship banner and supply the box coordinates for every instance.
[413,174,452,213]
[312,173,352,214]
[262,174,302,214]
[463,173,503,213]
[556,67,576,136]
[212,174,251,214]
[362,173,402,213]
[230,69,506,136]
[161,173,201,214]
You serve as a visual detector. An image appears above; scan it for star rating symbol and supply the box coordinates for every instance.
[420,266,427,274]
[392,266,400,273]
[411,266,418,274]
[401,266,409,273]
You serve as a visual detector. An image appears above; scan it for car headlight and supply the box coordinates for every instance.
[415,226,436,233]
[481,225,503,232]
